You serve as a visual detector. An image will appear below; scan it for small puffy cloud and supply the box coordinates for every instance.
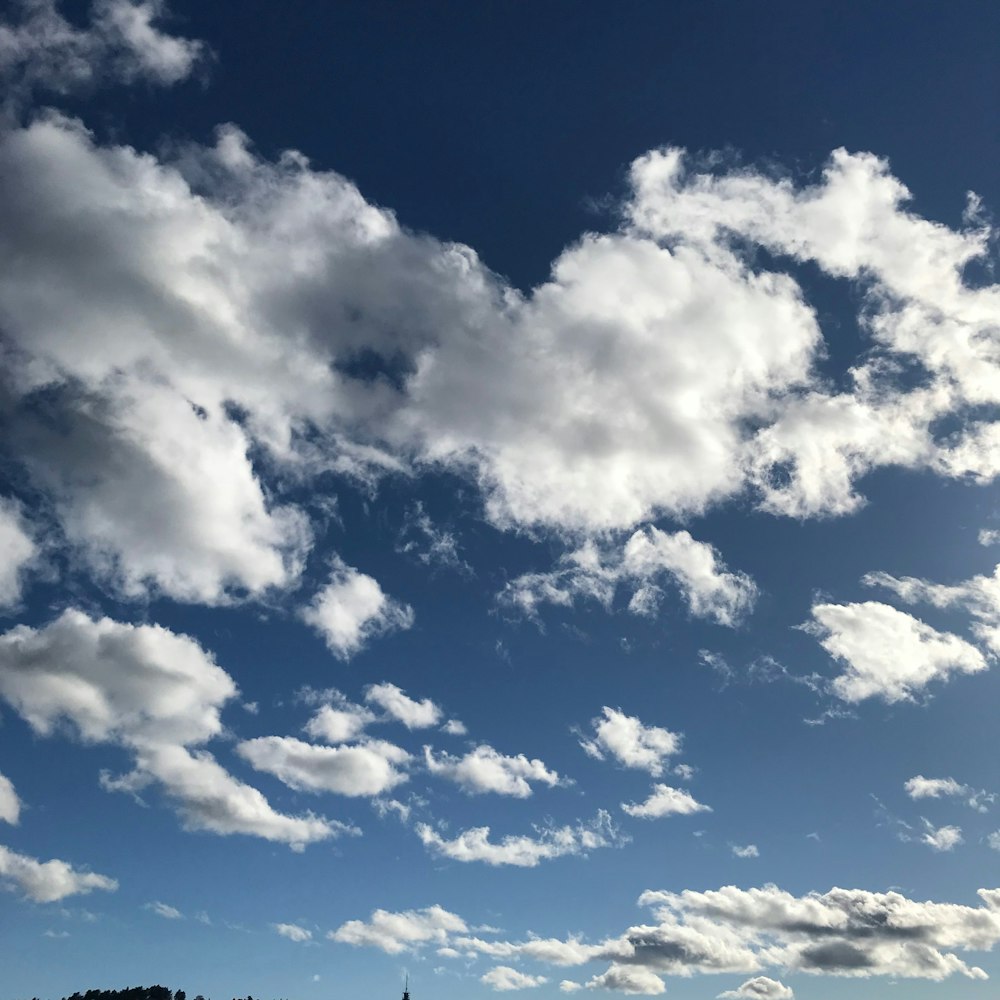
[273,922,312,943]
[622,784,710,819]
[579,708,681,776]
[0,772,21,825]
[145,900,182,919]
[559,982,583,992]
[921,822,963,852]
[302,561,413,659]
[441,719,467,735]
[423,744,564,798]
[979,530,1000,547]
[0,498,36,609]
[331,904,469,955]
[0,609,235,746]
[718,977,794,999]
[415,810,627,868]
[0,844,117,903]
[237,736,410,797]
[502,528,756,627]
[732,844,759,858]
[303,701,375,744]
[365,682,442,729]
[481,967,548,991]
[586,965,665,995]
[803,601,987,703]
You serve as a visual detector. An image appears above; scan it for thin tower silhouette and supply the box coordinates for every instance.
[402,974,410,1000]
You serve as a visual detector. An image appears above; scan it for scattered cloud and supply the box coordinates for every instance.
[802,601,987,703]
[145,900,182,919]
[481,967,548,991]
[502,528,756,627]
[302,560,413,659]
[731,844,759,858]
[398,503,471,574]
[0,0,204,105]
[920,821,963,852]
[579,708,681,776]
[0,771,21,825]
[273,922,312,943]
[622,784,710,819]
[365,683,442,729]
[423,744,565,798]
[718,977,794,999]
[586,965,665,995]
[331,904,468,954]
[0,609,343,848]
[0,844,117,903]
[415,810,627,867]
[304,701,375,744]
[237,736,410,797]
[865,565,1000,655]
[905,775,993,812]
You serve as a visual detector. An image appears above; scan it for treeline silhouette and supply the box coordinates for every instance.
[21,988,290,1000]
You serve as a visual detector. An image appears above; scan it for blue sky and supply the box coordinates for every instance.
[2,3,1000,1000]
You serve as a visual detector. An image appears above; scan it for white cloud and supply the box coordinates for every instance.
[803,601,987,703]
[0,0,203,102]
[502,528,756,627]
[865,565,1000,655]
[905,775,992,812]
[237,736,410,797]
[302,561,413,659]
[0,771,20,824]
[441,718,467,736]
[921,822,962,852]
[145,900,182,919]
[481,967,548,991]
[559,982,583,993]
[622,784,710,819]
[274,922,312,943]
[0,98,997,616]
[415,810,627,867]
[579,708,681,776]
[0,610,343,848]
[334,883,1000,986]
[126,743,346,848]
[331,904,468,955]
[718,977,794,999]
[17,380,310,605]
[0,498,36,608]
[303,701,375,744]
[731,844,759,859]
[586,965,665,995]
[979,530,1000,547]
[0,844,117,903]
[365,682,442,729]
[423,744,564,798]
[628,147,1000,518]
[0,608,234,745]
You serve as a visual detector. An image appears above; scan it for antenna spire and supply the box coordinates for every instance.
[402,974,410,1000]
